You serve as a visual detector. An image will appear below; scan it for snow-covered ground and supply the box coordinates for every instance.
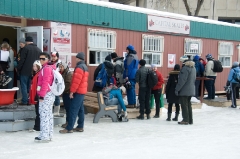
[1,104,240,159]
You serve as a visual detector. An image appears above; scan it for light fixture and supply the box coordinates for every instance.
[237,44,240,49]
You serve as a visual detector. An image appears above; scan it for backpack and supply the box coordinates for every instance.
[212,60,223,73]
[147,69,158,88]
[42,66,65,96]
[94,64,108,88]
[232,69,240,83]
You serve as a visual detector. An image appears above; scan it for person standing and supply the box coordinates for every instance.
[59,52,89,133]
[151,64,164,118]
[193,55,204,99]
[29,60,42,131]
[2,39,15,89]
[17,36,41,105]
[227,62,240,108]
[123,45,139,108]
[0,43,12,89]
[175,57,196,125]
[111,52,124,87]
[59,62,73,128]
[50,52,62,116]
[35,52,56,143]
[92,54,114,92]
[204,54,217,100]
[165,64,181,121]
[135,59,151,120]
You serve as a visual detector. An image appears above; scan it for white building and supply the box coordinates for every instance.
[110,0,240,24]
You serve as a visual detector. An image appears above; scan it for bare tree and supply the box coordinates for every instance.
[183,0,204,16]
[149,0,204,16]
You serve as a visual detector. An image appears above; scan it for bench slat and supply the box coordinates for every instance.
[84,96,98,102]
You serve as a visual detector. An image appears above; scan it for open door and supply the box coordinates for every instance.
[16,26,43,99]
[17,26,43,51]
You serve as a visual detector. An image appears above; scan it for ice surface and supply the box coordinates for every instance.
[0,105,240,159]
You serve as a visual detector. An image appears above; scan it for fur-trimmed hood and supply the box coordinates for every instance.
[184,61,195,67]
[169,70,180,75]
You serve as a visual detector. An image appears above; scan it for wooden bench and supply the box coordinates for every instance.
[84,92,118,123]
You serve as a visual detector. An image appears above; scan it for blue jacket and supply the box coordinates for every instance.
[228,67,240,83]
[123,50,139,79]
[193,59,204,77]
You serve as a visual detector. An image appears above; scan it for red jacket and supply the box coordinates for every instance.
[152,70,164,90]
[29,71,40,105]
[70,61,89,95]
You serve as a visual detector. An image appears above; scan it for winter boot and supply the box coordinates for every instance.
[53,106,60,116]
[172,113,179,121]
[153,115,159,118]
[147,114,151,120]
[137,114,144,120]
[166,113,172,121]
[122,111,129,122]
[61,122,68,128]
[2,74,12,86]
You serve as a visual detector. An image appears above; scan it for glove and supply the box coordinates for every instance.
[226,81,230,86]
[175,90,179,96]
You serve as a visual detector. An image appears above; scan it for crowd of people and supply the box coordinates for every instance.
[1,36,238,143]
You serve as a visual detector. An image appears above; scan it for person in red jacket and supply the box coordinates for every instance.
[151,64,164,118]
[59,52,89,134]
[29,60,42,132]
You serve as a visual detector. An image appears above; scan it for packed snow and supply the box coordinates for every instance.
[0,104,240,159]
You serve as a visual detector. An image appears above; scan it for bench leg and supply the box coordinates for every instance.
[93,111,104,123]
[105,110,118,122]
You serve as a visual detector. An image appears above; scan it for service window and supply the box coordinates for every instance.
[142,34,164,67]
[218,41,233,67]
[184,38,203,60]
[88,29,116,65]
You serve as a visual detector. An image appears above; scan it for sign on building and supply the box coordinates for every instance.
[148,15,190,35]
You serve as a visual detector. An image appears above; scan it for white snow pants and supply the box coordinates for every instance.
[38,91,55,140]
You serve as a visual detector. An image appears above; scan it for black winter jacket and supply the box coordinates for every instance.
[165,71,180,104]
[17,43,41,76]
[135,66,148,88]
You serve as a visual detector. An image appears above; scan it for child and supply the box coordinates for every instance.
[102,84,128,121]
[29,60,42,131]
[59,62,73,128]
[0,43,12,89]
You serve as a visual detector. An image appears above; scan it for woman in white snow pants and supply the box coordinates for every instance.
[35,52,56,142]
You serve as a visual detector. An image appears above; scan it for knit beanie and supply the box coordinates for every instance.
[174,64,180,71]
[206,54,212,59]
[60,62,68,69]
[151,64,157,68]
[139,59,146,66]
[180,55,189,62]
[193,55,199,61]
[33,60,42,69]
[105,54,112,62]
[76,52,85,60]
[126,44,134,51]
[25,36,33,42]
[19,38,26,44]
[111,52,118,59]
[51,52,59,58]
[233,61,239,67]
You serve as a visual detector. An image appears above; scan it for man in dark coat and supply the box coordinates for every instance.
[17,36,41,105]
[165,64,180,121]
[135,59,151,120]
[175,58,196,125]
[193,55,204,99]
[92,54,114,92]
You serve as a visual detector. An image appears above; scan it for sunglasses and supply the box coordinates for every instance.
[39,58,48,61]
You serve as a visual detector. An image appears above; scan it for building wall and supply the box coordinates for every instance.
[134,0,240,20]
[27,19,239,92]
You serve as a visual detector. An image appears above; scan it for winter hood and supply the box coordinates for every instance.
[184,61,195,67]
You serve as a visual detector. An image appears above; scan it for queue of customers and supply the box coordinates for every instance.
[1,37,232,142]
